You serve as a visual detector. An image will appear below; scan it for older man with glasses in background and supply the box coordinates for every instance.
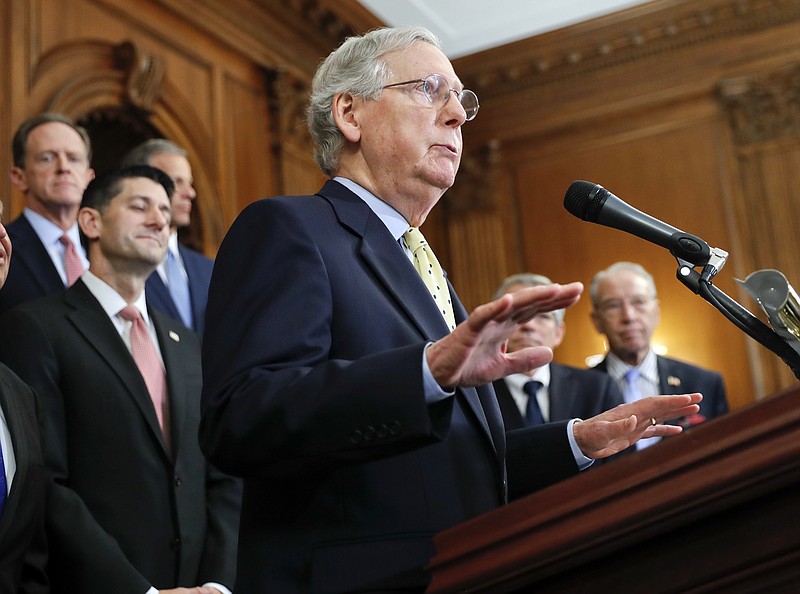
[590,261,729,449]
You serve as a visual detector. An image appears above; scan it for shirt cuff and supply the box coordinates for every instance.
[422,342,454,403]
[204,583,232,594]
[568,418,594,470]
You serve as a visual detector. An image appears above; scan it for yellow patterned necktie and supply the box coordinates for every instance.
[402,227,456,332]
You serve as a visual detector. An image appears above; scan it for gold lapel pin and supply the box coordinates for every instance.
[667,375,681,387]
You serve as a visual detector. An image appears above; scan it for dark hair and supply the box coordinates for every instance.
[12,112,92,167]
[81,165,175,212]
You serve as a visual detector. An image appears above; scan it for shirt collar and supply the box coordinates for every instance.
[505,364,551,391]
[606,349,659,384]
[333,177,410,241]
[24,208,81,248]
[81,271,151,326]
[167,230,180,257]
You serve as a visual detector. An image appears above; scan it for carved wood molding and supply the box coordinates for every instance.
[718,63,800,146]
[457,0,800,100]
[151,0,382,79]
[447,140,503,214]
[113,41,165,113]
[269,70,312,148]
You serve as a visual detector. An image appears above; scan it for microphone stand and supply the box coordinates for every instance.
[674,251,800,380]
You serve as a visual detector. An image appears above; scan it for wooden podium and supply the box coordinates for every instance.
[427,385,800,593]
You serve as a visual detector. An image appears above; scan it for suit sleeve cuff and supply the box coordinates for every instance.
[568,419,594,470]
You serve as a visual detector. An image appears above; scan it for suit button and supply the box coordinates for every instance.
[376,423,389,439]
[174,474,182,487]
[363,425,376,441]
[170,538,181,550]
[388,421,401,436]
[350,430,363,444]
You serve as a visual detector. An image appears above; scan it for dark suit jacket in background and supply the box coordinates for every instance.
[0,364,48,594]
[593,354,729,427]
[145,243,213,335]
[200,180,581,594]
[0,281,240,593]
[493,362,624,430]
[0,215,66,316]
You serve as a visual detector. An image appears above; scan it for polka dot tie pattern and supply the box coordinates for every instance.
[118,305,171,450]
[402,227,456,332]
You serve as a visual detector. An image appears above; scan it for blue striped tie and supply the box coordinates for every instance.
[166,249,193,328]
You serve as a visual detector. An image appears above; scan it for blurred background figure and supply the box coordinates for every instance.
[492,273,624,430]
[1,113,95,315]
[590,261,729,449]
[122,139,213,335]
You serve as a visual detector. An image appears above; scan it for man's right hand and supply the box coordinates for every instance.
[426,282,583,388]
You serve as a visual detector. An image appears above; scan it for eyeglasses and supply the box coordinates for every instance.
[382,73,480,121]
[596,296,655,317]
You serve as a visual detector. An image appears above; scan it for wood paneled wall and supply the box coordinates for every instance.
[446,0,800,409]
[3,0,800,408]
[0,0,375,251]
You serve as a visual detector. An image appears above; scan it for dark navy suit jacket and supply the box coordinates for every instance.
[145,243,213,335]
[0,282,240,592]
[200,180,580,593]
[0,364,48,593]
[593,355,729,428]
[0,215,66,316]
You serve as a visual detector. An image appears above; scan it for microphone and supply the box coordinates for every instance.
[563,180,712,266]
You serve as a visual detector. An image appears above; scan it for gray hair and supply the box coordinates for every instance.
[589,261,658,308]
[493,273,566,323]
[120,138,187,167]
[307,26,440,176]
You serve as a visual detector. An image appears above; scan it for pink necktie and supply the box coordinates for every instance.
[59,234,83,286]
[118,305,170,449]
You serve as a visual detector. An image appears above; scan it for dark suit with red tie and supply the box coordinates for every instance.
[200,180,581,593]
[0,280,240,592]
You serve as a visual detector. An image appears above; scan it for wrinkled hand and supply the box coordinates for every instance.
[0,222,11,288]
[573,393,703,458]
[427,282,583,387]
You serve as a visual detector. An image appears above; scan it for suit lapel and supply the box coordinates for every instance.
[64,282,170,458]
[9,216,64,293]
[145,270,182,322]
[151,310,189,458]
[321,181,497,451]
[548,363,568,420]
[0,377,32,537]
[657,356,681,395]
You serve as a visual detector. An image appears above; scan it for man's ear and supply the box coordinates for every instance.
[77,207,101,240]
[332,92,361,143]
[9,167,28,193]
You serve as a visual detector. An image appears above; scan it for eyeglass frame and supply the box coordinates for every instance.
[595,295,658,318]
[382,73,480,121]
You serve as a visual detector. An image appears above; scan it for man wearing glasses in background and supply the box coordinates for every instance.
[199,27,703,593]
[590,261,729,449]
